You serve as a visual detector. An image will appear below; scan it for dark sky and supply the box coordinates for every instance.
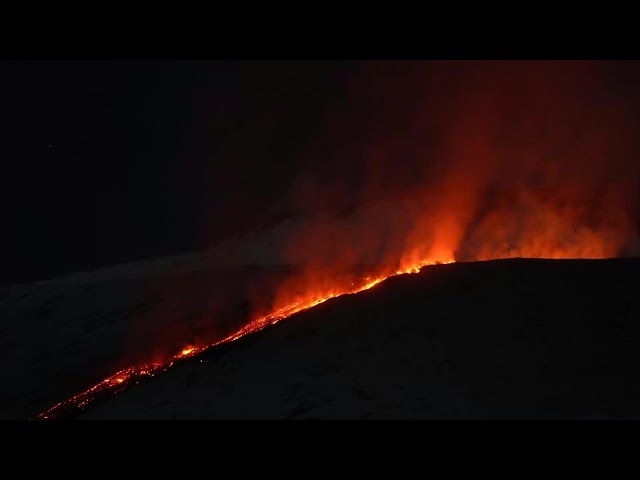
[0,60,357,285]
[3,60,640,285]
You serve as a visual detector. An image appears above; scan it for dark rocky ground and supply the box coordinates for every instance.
[72,257,640,419]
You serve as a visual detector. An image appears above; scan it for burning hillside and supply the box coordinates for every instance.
[9,61,640,419]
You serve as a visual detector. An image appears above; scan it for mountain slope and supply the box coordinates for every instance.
[79,258,640,419]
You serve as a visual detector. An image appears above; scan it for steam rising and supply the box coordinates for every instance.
[151,60,640,349]
[281,61,640,269]
[263,61,640,312]
[37,62,640,418]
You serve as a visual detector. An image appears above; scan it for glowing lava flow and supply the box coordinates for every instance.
[35,258,453,419]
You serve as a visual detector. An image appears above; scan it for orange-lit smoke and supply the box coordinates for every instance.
[265,61,639,311]
[36,61,640,419]
[117,61,640,369]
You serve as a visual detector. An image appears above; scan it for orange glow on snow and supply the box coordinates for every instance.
[35,61,640,420]
[36,254,452,419]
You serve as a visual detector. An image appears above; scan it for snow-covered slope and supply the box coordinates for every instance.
[79,258,640,419]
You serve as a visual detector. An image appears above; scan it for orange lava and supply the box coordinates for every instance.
[34,62,640,420]
[35,256,453,419]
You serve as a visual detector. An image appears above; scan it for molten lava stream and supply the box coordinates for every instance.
[35,258,453,420]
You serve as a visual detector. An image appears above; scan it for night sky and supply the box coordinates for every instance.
[3,60,640,285]
[0,61,356,284]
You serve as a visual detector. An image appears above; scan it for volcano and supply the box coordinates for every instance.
[5,256,639,419]
[3,60,640,421]
[79,258,640,420]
